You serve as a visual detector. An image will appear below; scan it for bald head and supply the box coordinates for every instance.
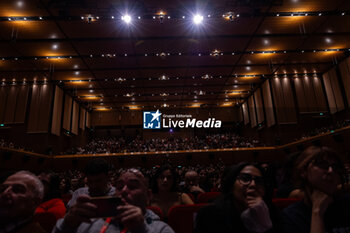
[0,171,44,221]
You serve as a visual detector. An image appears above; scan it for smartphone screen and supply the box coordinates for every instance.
[90,196,121,217]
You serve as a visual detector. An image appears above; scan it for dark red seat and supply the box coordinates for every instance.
[197,192,221,203]
[168,204,207,233]
[147,206,164,220]
[34,212,57,233]
[272,198,301,210]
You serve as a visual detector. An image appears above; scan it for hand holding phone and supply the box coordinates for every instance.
[90,196,122,218]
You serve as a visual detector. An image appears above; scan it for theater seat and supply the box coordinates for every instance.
[168,204,207,233]
[61,194,72,206]
[34,212,58,233]
[147,206,164,220]
[197,192,221,203]
[272,198,301,210]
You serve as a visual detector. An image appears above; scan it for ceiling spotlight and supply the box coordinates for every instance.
[210,49,220,59]
[159,75,169,80]
[201,74,213,80]
[223,12,235,21]
[121,15,132,24]
[193,14,204,25]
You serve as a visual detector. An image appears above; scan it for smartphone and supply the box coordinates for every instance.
[90,196,122,217]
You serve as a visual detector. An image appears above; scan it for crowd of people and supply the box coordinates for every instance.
[1,146,350,233]
[298,119,350,141]
[1,119,350,155]
[64,134,261,155]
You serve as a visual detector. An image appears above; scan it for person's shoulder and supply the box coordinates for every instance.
[283,200,310,223]
[73,187,89,195]
[145,210,175,233]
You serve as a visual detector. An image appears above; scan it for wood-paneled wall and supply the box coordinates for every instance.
[27,84,53,133]
[323,68,345,114]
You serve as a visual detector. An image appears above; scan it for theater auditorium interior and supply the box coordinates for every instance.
[1,0,350,232]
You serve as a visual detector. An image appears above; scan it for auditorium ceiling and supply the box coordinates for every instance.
[0,0,349,110]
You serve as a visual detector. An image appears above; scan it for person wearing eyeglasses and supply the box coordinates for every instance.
[195,162,282,233]
[283,146,350,233]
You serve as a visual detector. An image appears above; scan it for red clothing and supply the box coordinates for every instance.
[35,198,66,220]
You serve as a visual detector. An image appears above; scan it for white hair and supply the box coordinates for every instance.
[14,171,44,200]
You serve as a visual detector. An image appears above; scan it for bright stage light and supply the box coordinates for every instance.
[193,14,204,25]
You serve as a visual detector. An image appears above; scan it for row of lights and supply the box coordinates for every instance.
[1,48,347,61]
[1,72,320,87]
[94,101,243,111]
[1,11,349,23]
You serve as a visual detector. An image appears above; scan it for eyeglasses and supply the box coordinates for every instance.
[237,173,264,186]
[312,159,343,173]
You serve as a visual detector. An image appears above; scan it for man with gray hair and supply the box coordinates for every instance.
[0,171,46,233]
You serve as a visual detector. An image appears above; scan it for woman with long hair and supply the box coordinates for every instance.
[283,146,350,233]
[195,162,282,233]
[150,164,193,219]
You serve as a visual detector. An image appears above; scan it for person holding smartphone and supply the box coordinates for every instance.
[53,168,174,233]
[283,146,350,233]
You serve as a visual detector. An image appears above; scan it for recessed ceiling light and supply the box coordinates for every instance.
[193,14,204,25]
[121,15,132,24]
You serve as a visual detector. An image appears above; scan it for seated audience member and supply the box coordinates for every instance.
[182,170,205,199]
[276,152,304,198]
[283,146,350,233]
[59,177,73,195]
[0,171,46,233]
[195,162,282,233]
[53,168,174,233]
[35,172,66,220]
[150,165,193,218]
[67,158,115,208]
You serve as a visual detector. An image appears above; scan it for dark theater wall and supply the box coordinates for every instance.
[91,107,240,127]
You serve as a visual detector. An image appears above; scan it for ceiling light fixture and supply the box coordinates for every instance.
[193,14,204,25]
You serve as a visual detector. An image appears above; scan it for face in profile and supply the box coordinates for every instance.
[305,157,342,195]
[232,165,265,209]
[157,169,174,192]
[115,172,149,209]
[0,173,39,220]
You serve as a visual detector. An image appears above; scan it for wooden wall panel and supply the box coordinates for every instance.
[339,58,350,106]
[248,96,257,127]
[242,102,249,125]
[27,85,41,132]
[329,68,344,112]
[312,77,328,112]
[79,108,86,130]
[14,86,29,123]
[254,88,264,124]
[62,95,72,131]
[262,81,275,127]
[323,73,337,114]
[86,111,91,128]
[323,68,344,114]
[294,77,308,113]
[302,76,317,112]
[4,86,18,124]
[51,86,63,136]
[71,101,79,135]
[271,78,287,123]
[36,84,53,133]
[0,87,7,123]
[281,78,297,123]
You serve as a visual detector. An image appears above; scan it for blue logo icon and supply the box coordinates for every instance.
[143,110,162,129]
